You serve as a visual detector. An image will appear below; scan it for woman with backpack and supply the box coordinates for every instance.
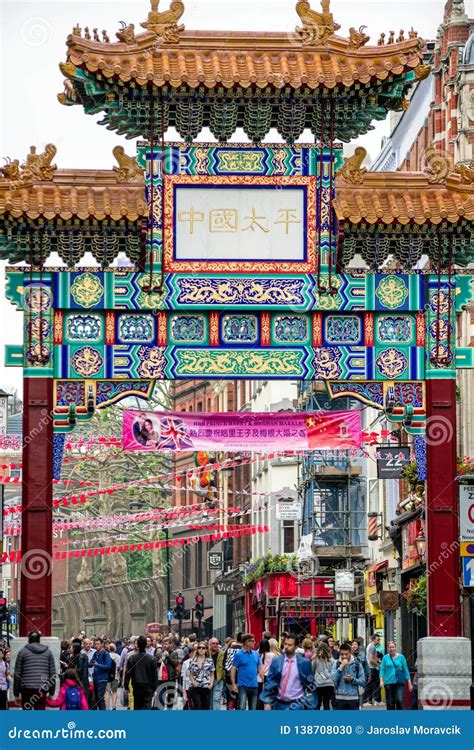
[379,641,412,710]
[312,641,335,710]
[47,669,89,710]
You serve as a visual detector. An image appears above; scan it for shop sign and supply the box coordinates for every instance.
[276,501,302,521]
[376,446,411,479]
[334,570,355,593]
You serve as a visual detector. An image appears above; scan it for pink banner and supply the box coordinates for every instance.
[122,410,361,453]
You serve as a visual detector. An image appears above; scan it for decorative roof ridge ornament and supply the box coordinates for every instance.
[140,0,185,44]
[337,147,368,184]
[423,147,454,184]
[348,26,370,49]
[116,21,137,45]
[295,0,341,46]
[414,63,431,80]
[112,146,143,183]
[453,161,474,185]
[0,145,57,184]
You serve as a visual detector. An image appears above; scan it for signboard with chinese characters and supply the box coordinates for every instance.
[459,485,474,542]
[276,501,302,521]
[208,551,224,572]
[376,446,411,480]
[164,175,316,274]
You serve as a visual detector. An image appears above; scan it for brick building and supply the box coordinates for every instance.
[170,380,252,638]
[399,0,474,170]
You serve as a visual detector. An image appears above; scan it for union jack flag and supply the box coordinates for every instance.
[156,417,194,452]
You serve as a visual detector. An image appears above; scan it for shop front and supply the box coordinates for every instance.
[245,573,334,638]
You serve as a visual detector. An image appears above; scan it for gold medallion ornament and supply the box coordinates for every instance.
[71,346,103,377]
[70,273,104,308]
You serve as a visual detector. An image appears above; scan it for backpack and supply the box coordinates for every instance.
[108,658,117,683]
[65,685,82,710]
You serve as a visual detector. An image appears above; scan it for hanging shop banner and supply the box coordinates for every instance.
[122,410,362,453]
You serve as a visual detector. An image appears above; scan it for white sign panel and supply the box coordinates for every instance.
[334,570,355,593]
[296,533,314,561]
[175,186,306,262]
[459,485,474,542]
[276,502,302,521]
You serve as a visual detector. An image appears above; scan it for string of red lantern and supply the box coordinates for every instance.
[0,524,269,563]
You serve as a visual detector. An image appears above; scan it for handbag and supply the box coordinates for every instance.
[390,656,406,685]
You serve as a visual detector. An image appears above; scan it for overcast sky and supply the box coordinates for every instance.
[0,0,453,393]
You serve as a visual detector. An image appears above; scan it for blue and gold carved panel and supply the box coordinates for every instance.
[170,314,208,345]
[375,315,415,346]
[168,347,313,380]
[221,315,259,346]
[272,315,309,346]
[64,313,103,343]
[54,343,110,379]
[374,346,424,381]
[116,313,156,344]
[324,315,363,346]
[113,345,167,380]
[425,277,456,380]
[167,274,315,311]
[312,346,366,381]
[54,271,109,309]
[23,280,54,378]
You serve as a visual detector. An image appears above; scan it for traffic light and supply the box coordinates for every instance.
[0,593,7,624]
[195,592,204,620]
[173,593,185,620]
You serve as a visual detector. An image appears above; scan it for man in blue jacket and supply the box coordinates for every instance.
[90,638,112,710]
[260,634,315,710]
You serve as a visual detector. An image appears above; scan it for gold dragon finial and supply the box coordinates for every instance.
[22,144,58,181]
[116,21,136,44]
[338,147,368,184]
[0,157,21,182]
[454,161,474,185]
[0,145,58,184]
[295,0,341,46]
[141,0,185,43]
[423,147,454,184]
[112,146,143,183]
[348,26,370,49]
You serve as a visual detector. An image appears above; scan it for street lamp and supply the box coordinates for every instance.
[415,531,426,561]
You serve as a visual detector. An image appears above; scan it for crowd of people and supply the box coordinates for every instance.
[0,629,416,711]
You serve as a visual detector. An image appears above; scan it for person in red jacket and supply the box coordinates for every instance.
[47,670,89,711]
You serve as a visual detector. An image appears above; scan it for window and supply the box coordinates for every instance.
[196,542,203,588]
[283,522,295,554]
[183,546,191,589]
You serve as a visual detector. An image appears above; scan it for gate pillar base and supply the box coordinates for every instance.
[417,637,471,709]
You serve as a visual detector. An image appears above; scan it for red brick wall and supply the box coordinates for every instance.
[399,3,473,171]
